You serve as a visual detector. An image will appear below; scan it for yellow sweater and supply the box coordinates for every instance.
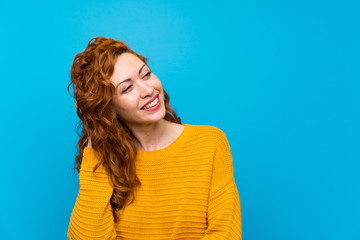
[67,124,242,239]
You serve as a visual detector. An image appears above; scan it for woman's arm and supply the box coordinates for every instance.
[201,129,242,240]
[67,142,117,240]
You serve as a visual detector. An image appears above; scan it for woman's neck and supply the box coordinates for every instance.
[130,119,178,151]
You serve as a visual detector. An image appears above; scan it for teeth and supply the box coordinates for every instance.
[142,96,158,109]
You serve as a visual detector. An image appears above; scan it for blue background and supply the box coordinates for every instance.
[0,0,359,239]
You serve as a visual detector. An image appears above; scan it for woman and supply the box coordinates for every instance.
[67,37,242,239]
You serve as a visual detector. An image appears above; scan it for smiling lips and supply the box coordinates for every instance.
[141,94,160,110]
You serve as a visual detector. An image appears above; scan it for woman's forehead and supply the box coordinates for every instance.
[115,53,143,72]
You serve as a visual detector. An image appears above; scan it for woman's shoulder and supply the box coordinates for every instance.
[187,123,226,134]
[185,124,229,145]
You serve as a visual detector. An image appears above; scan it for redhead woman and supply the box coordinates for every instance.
[67,37,242,239]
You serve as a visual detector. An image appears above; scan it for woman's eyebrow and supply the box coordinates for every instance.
[116,64,147,89]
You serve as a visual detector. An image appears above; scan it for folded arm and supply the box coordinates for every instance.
[67,147,117,240]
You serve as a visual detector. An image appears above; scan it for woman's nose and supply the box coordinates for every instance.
[138,81,154,98]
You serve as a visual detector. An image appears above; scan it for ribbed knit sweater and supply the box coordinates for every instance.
[67,124,242,239]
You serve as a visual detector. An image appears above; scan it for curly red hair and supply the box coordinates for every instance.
[67,37,181,222]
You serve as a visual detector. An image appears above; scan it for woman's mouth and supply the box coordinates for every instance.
[141,95,160,111]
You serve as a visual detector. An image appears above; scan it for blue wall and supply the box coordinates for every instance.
[0,0,359,239]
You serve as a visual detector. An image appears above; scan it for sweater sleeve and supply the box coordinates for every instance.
[67,147,117,240]
[201,129,242,240]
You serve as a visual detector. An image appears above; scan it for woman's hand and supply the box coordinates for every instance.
[87,136,92,148]
[74,101,82,114]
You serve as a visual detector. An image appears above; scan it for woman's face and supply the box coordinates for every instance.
[110,52,166,127]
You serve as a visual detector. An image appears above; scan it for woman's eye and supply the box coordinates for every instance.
[122,85,132,93]
[145,71,151,77]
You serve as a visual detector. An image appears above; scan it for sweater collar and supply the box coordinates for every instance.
[135,123,191,161]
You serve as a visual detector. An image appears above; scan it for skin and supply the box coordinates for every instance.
[106,52,184,151]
